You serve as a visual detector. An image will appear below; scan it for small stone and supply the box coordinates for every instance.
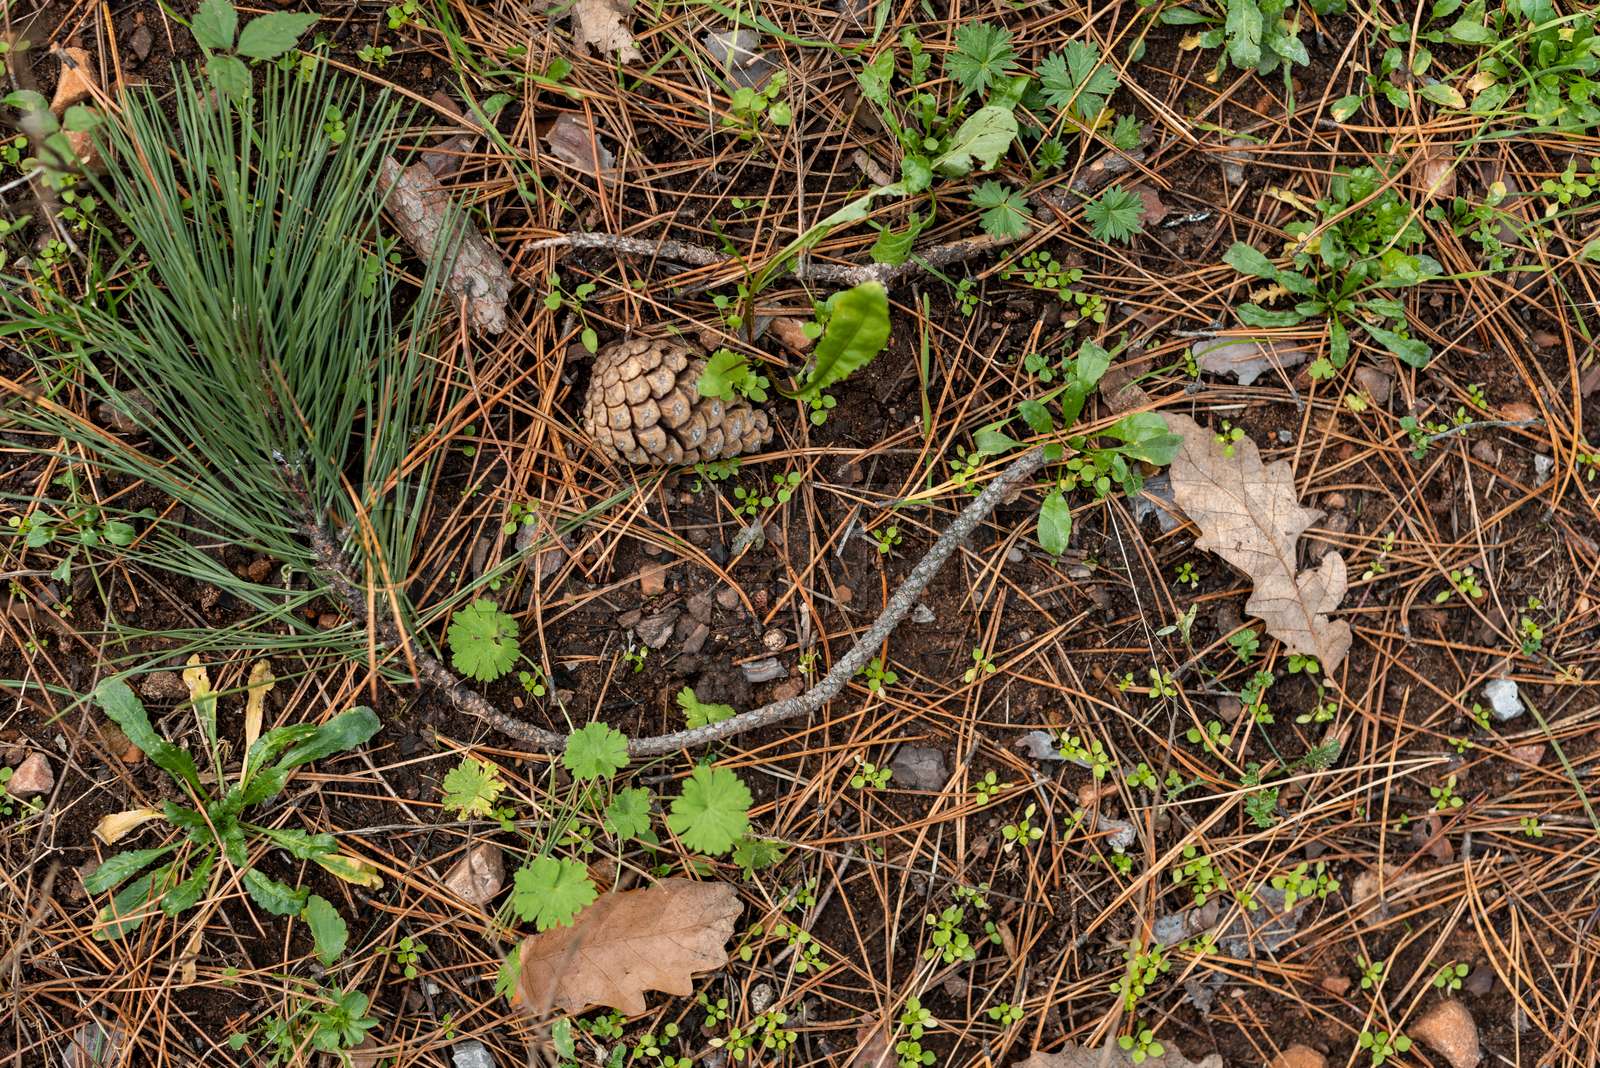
[1323,491,1347,510]
[715,587,741,611]
[451,1039,498,1068]
[911,603,935,624]
[766,316,814,355]
[1221,137,1252,185]
[1534,454,1554,481]
[749,982,775,1014]
[1483,678,1524,722]
[1463,968,1494,996]
[1412,1000,1481,1068]
[768,677,803,702]
[1470,439,1499,465]
[441,843,505,906]
[1353,366,1393,405]
[638,565,669,597]
[890,747,948,791]
[1006,545,1025,564]
[686,591,714,624]
[129,24,154,63]
[50,47,97,114]
[6,753,53,798]
[1277,429,1294,444]
[835,584,852,605]
[1507,742,1545,765]
[98,723,143,764]
[762,629,785,652]
[681,622,710,655]
[246,556,274,583]
[1270,1044,1326,1068]
[141,671,187,701]
[1319,975,1351,995]
[635,608,680,649]
[1500,401,1538,423]
[337,1036,385,1068]
[741,657,786,684]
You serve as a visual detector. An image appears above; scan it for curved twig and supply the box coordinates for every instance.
[309,447,1047,757]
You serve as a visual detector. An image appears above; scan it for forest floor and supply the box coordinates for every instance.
[3,0,1600,1066]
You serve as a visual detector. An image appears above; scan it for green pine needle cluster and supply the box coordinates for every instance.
[1,64,457,664]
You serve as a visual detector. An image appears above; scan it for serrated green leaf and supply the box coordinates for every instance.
[162,850,216,916]
[1038,40,1120,121]
[440,756,507,819]
[871,210,929,266]
[191,0,237,51]
[945,22,1018,97]
[666,765,752,855]
[1084,184,1144,244]
[1038,490,1072,556]
[236,11,318,60]
[206,55,250,99]
[511,856,597,930]
[676,686,737,729]
[447,599,521,682]
[787,282,890,401]
[971,180,1033,240]
[242,868,308,916]
[604,786,654,839]
[302,894,348,966]
[94,864,171,940]
[562,721,630,781]
[858,49,895,112]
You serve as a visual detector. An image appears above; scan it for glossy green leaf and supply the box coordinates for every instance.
[191,0,237,51]
[787,282,890,401]
[161,850,216,916]
[83,843,177,894]
[273,707,380,771]
[932,105,1018,177]
[1236,305,1307,328]
[1105,412,1181,465]
[95,679,201,792]
[302,894,348,965]
[1038,490,1072,556]
[235,12,318,60]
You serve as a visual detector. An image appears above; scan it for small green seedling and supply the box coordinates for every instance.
[1432,961,1469,994]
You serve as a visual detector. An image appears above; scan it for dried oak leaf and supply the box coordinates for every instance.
[1018,1038,1221,1068]
[570,0,641,62]
[1191,338,1309,385]
[515,878,740,1016]
[1166,414,1351,670]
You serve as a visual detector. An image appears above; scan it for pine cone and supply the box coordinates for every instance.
[582,337,773,466]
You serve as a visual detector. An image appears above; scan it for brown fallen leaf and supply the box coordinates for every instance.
[847,1016,894,1068]
[570,0,641,62]
[1167,414,1352,670]
[515,878,741,1016]
[1129,183,1168,227]
[544,112,616,186]
[1018,1038,1222,1068]
[1192,337,1310,385]
[378,158,513,335]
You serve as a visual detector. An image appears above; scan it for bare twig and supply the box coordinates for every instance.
[521,231,1018,288]
[304,447,1047,756]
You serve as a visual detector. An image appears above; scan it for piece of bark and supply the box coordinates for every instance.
[377,157,512,335]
